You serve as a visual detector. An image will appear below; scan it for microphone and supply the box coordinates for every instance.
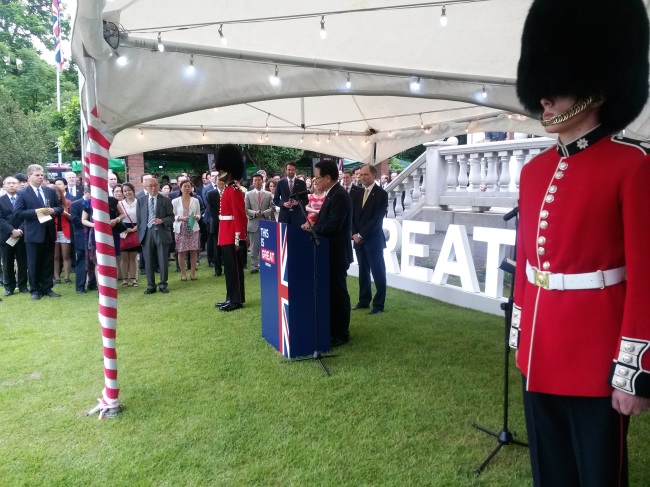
[503,206,519,222]
[289,189,311,199]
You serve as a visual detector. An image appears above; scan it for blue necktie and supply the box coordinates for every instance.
[10,196,16,208]
[36,188,45,206]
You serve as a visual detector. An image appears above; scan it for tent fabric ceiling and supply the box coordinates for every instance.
[72,0,650,163]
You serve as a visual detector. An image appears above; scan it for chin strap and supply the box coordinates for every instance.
[541,95,596,127]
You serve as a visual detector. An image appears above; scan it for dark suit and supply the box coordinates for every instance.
[70,198,90,292]
[0,194,28,293]
[352,184,388,311]
[66,186,83,202]
[312,182,353,341]
[205,188,222,274]
[342,184,361,198]
[14,185,62,296]
[274,178,308,225]
[136,193,174,291]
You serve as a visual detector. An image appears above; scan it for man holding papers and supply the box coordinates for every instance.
[14,164,62,300]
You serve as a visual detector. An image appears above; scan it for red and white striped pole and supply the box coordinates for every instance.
[84,60,121,420]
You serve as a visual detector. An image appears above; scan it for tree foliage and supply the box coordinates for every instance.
[0,85,56,175]
[241,145,305,176]
[0,0,79,172]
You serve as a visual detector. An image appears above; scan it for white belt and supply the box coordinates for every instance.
[219,215,234,221]
[526,262,626,290]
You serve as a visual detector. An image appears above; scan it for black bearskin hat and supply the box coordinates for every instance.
[517,0,649,133]
[215,144,244,181]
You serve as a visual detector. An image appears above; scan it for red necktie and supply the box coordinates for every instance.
[257,191,262,205]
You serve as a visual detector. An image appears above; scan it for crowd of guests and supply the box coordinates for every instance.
[0,162,390,349]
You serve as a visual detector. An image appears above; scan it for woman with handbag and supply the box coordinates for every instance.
[119,183,140,287]
[172,180,201,281]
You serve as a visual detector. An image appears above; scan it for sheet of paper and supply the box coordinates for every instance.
[120,231,128,239]
[5,236,19,247]
[37,212,53,223]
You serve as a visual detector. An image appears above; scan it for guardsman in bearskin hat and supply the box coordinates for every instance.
[213,144,247,311]
[510,0,650,484]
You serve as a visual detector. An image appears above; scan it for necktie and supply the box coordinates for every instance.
[147,197,155,228]
[257,191,262,205]
[37,188,45,206]
[362,188,370,208]
[10,196,16,208]
[288,178,294,193]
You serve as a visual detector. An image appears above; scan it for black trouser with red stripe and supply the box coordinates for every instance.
[522,376,630,487]
[221,243,245,305]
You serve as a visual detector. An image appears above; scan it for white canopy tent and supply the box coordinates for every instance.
[71,0,650,163]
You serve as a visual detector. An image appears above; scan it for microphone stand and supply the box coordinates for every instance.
[291,193,337,376]
[472,207,527,474]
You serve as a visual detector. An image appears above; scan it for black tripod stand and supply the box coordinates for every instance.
[473,207,527,474]
[292,194,336,376]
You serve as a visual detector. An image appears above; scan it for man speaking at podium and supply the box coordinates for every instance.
[301,160,353,347]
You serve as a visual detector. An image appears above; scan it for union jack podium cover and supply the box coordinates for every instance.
[260,221,330,358]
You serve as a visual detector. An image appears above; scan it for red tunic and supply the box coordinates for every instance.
[511,127,650,398]
[217,184,247,246]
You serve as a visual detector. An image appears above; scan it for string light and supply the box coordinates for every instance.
[440,5,448,26]
[336,123,340,136]
[139,128,143,136]
[388,130,394,137]
[259,133,263,142]
[346,72,351,89]
[327,130,331,142]
[115,50,127,66]
[320,16,327,39]
[482,84,487,99]
[201,125,206,138]
[410,76,421,92]
[316,133,320,143]
[218,24,227,46]
[349,132,352,141]
[265,113,270,132]
[157,32,165,52]
[187,54,195,74]
[419,113,425,130]
[301,128,305,143]
[269,65,280,86]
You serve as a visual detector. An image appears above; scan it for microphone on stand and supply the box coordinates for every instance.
[289,188,311,199]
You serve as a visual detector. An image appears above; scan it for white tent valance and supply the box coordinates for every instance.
[71,0,650,162]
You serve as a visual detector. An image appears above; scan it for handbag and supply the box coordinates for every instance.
[120,202,139,250]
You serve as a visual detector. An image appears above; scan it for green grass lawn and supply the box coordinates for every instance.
[1,261,649,486]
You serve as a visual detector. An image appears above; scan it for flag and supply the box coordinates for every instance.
[51,0,63,71]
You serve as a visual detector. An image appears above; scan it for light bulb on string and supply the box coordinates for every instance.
[320,16,327,40]
[419,113,425,130]
[218,24,227,46]
[139,128,143,136]
[410,77,421,92]
[482,85,487,99]
[115,50,127,66]
[269,65,280,86]
[187,54,195,74]
[157,32,165,52]
[328,131,331,143]
[346,72,351,89]
[440,5,448,27]
[316,133,320,144]
[301,129,305,143]
[336,123,340,136]
[265,113,270,132]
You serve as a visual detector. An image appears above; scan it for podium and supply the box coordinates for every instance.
[259,221,330,358]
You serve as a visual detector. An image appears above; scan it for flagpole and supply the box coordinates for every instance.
[57,65,62,165]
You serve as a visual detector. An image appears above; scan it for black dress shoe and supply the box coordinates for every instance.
[369,308,383,315]
[76,290,87,294]
[4,290,13,297]
[352,303,369,310]
[19,288,29,293]
[44,291,61,298]
[214,269,222,277]
[331,336,349,347]
[158,287,169,294]
[220,302,243,312]
[215,301,229,308]
[144,288,157,295]
[31,293,42,300]
[250,268,259,274]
